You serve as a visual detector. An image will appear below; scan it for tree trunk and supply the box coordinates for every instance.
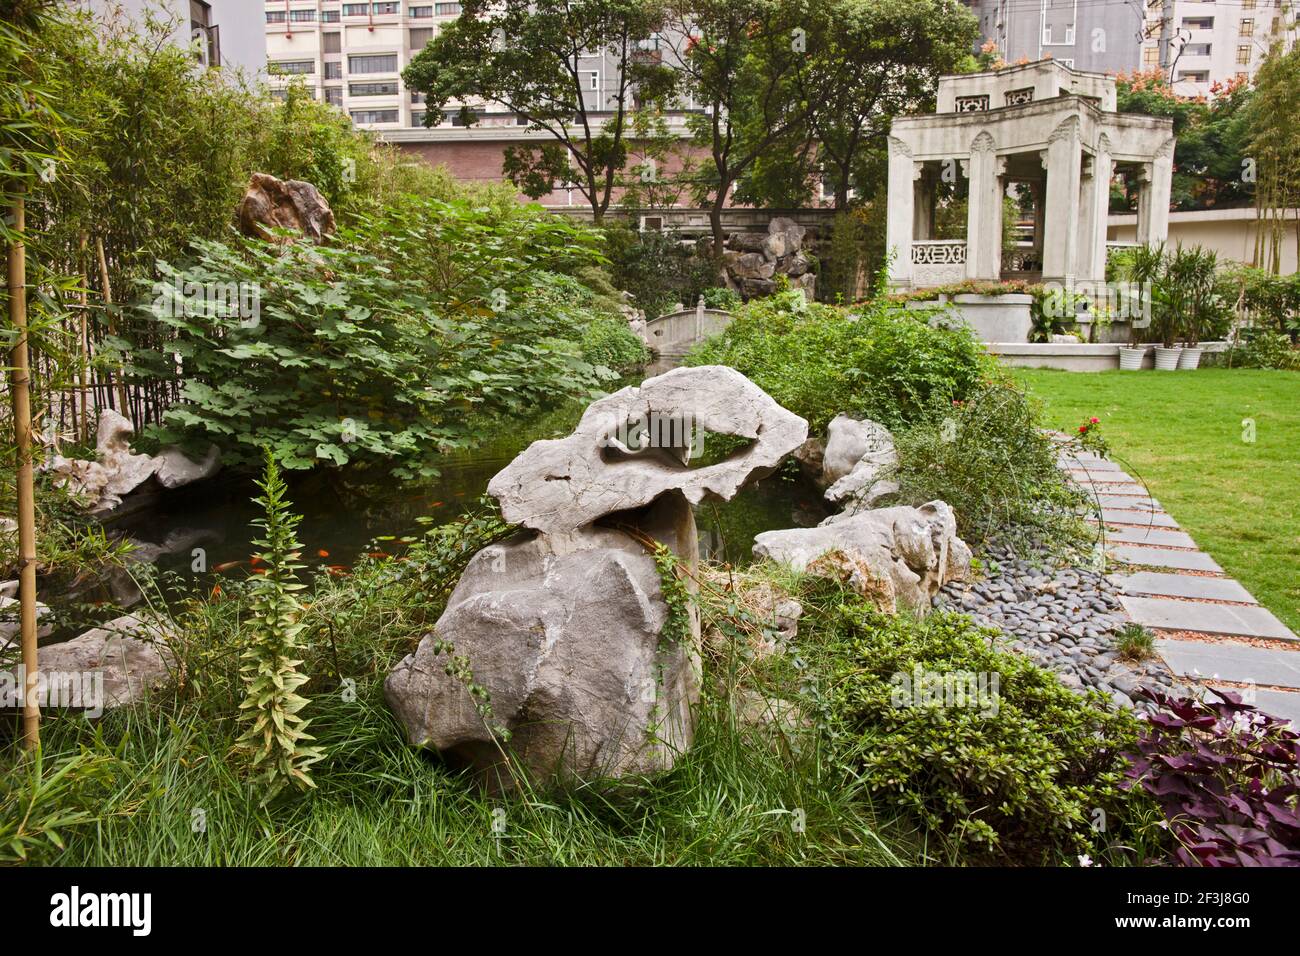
[78,234,90,443]
[7,191,40,750]
[709,189,727,259]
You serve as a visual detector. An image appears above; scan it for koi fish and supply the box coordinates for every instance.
[213,560,243,573]
[317,549,330,558]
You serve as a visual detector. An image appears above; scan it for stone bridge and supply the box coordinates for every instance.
[641,299,734,373]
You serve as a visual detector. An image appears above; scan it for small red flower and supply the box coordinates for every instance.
[1089,417,1099,424]
[1078,425,1088,433]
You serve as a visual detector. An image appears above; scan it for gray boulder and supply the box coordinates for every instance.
[729,252,776,281]
[154,444,221,489]
[753,501,973,613]
[488,365,808,535]
[822,415,900,509]
[6,614,177,713]
[0,594,53,651]
[237,172,336,243]
[386,501,701,789]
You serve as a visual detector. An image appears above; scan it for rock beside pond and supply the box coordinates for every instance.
[4,614,177,713]
[237,172,336,243]
[45,410,220,513]
[753,501,973,613]
[385,506,700,790]
[0,594,53,651]
[488,365,808,535]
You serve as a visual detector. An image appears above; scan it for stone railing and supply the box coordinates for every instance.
[1003,245,1042,275]
[1106,241,1141,260]
[911,240,967,287]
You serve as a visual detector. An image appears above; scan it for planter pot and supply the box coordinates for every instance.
[1118,346,1146,371]
[1178,347,1204,370]
[1154,346,1182,371]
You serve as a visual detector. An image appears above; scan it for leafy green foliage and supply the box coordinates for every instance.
[138,198,621,476]
[600,220,720,318]
[402,0,676,220]
[890,382,1091,548]
[813,600,1144,863]
[688,287,997,431]
[1115,70,1252,212]
[579,314,649,373]
[0,743,124,864]
[235,451,324,803]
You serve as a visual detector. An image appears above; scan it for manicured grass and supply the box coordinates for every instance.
[1012,368,1300,634]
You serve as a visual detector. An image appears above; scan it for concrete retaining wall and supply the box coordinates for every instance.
[989,341,1231,372]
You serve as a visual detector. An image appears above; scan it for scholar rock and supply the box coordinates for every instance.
[753,501,973,613]
[488,365,808,535]
[821,415,899,509]
[237,172,336,243]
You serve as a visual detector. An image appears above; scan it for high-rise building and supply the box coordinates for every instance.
[962,0,1146,75]
[77,0,267,75]
[1142,0,1297,97]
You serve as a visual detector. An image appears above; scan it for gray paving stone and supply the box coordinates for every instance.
[1158,639,1300,687]
[1103,526,1197,548]
[1108,545,1223,572]
[1098,509,1180,528]
[1123,595,1294,640]
[1068,471,1141,485]
[1210,687,1300,728]
[1093,494,1163,511]
[1058,457,1122,471]
[1118,572,1256,603]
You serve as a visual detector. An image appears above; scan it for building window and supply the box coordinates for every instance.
[411,110,427,126]
[323,32,341,53]
[1182,17,1214,31]
[372,2,399,13]
[1237,45,1251,65]
[270,60,315,75]
[342,3,368,15]
[324,61,343,79]
[1243,0,1256,8]
[410,27,433,47]
[446,109,473,126]
[1182,43,1212,57]
[348,53,398,74]
[349,81,399,96]
[1143,46,1158,66]
[1240,18,1255,37]
[290,9,316,21]
[435,2,460,14]
[1177,70,1209,83]
[411,90,425,103]
[351,109,399,124]
[271,89,289,102]
[325,87,343,106]
[410,4,433,16]
[190,0,219,66]
[265,10,286,22]
[582,70,599,91]
[322,9,340,21]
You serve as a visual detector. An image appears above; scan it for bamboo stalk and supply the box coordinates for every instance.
[78,234,90,442]
[7,191,40,750]
[94,235,130,420]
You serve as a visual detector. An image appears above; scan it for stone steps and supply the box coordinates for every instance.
[1058,455,1300,726]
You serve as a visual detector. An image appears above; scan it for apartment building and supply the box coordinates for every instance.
[77,0,267,74]
[1141,0,1297,97]
[962,0,1145,74]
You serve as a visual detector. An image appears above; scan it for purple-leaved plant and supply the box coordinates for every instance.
[1125,688,1300,867]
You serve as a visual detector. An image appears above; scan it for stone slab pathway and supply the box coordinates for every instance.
[1058,446,1300,726]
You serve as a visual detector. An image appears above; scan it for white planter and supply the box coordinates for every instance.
[1178,347,1204,370]
[1118,347,1145,371]
[1154,346,1182,371]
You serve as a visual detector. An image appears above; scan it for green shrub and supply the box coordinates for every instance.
[890,382,1090,548]
[701,286,742,311]
[813,600,1143,863]
[601,220,720,318]
[687,288,997,432]
[1235,329,1300,370]
[137,198,618,477]
[579,314,649,374]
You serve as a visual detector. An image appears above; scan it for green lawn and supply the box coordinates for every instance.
[1012,368,1300,634]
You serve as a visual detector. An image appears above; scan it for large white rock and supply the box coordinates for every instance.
[385,510,701,789]
[46,410,220,512]
[822,415,900,510]
[488,365,808,535]
[4,614,177,713]
[752,501,973,613]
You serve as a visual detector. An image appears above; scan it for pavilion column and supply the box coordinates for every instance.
[1139,137,1174,246]
[963,132,1001,280]
[1081,137,1113,284]
[886,136,916,287]
[1040,117,1082,285]
[913,170,934,240]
